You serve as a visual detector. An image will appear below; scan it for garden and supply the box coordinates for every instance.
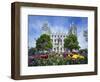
[28,50,88,66]
[28,34,88,66]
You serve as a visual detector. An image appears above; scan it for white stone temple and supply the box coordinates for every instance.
[41,22,77,53]
[50,33,67,53]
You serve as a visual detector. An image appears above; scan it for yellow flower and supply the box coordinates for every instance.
[72,54,79,59]
[67,53,85,60]
[79,55,85,59]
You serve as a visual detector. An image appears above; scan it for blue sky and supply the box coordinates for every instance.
[28,15,88,49]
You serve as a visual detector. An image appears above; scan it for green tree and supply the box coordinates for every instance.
[64,34,80,51]
[36,34,52,51]
[28,48,36,55]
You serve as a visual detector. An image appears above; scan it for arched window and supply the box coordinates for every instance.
[61,48,62,51]
[52,35,53,37]
[54,48,56,51]
[55,39,56,42]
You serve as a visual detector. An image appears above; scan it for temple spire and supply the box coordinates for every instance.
[41,21,51,35]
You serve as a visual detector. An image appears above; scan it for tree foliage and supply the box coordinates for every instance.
[28,48,36,55]
[64,34,80,51]
[36,34,52,51]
